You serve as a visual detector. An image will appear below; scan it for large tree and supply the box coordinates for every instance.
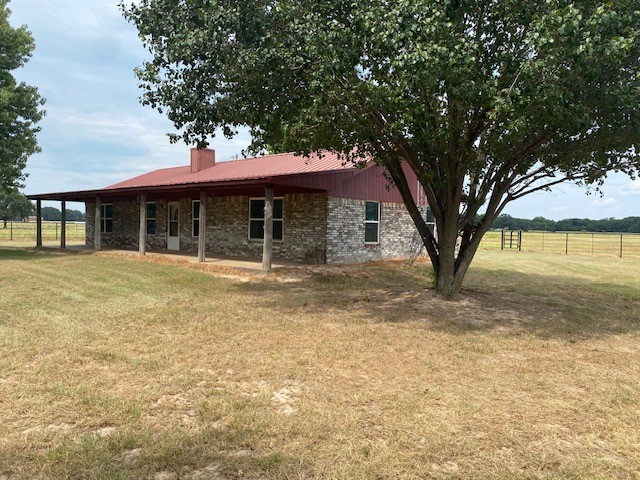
[0,0,45,190]
[122,0,640,297]
[0,188,33,227]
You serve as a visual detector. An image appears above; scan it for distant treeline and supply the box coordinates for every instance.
[41,207,85,222]
[492,215,640,233]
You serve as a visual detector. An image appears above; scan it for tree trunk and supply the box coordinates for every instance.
[433,235,465,299]
[431,209,498,299]
[433,243,476,298]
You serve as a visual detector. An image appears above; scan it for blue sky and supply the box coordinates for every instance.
[10,0,640,218]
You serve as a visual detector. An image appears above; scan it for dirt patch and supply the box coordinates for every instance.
[22,423,75,435]
[98,251,254,281]
[187,463,222,479]
[271,381,303,415]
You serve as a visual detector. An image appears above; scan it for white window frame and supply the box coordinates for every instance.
[364,201,380,245]
[192,200,200,237]
[101,203,113,234]
[146,202,157,235]
[248,197,284,242]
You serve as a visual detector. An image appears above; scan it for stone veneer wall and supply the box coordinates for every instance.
[86,200,168,251]
[86,193,328,263]
[326,197,422,264]
[86,194,421,264]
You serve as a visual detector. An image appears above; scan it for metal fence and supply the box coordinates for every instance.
[0,222,86,245]
[480,230,640,258]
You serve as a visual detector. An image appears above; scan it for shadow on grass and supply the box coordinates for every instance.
[4,247,638,342]
[234,262,640,342]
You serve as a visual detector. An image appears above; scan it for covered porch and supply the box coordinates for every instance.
[28,180,327,271]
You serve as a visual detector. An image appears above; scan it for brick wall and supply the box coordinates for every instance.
[86,200,168,251]
[326,197,423,263]
[86,193,328,263]
[85,194,421,264]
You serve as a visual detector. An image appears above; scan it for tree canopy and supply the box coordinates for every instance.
[40,206,85,222]
[492,215,640,234]
[123,0,640,297]
[0,0,45,191]
[0,188,33,226]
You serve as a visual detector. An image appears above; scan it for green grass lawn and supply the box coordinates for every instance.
[1,249,639,479]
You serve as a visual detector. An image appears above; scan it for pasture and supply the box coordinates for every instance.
[480,230,640,258]
[0,249,639,479]
[0,222,86,247]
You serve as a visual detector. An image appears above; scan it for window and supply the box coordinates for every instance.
[425,205,436,236]
[192,200,200,237]
[146,202,156,235]
[249,198,283,241]
[365,201,380,244]
[425,205,435,224]
[101,203,113,233]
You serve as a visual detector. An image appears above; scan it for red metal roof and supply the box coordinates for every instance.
[105,151,358,190]
[28,150,428,205]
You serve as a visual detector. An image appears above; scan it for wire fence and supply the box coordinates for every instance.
[480,230,640,258]
[3,222,640,259]
[0,222,86,246]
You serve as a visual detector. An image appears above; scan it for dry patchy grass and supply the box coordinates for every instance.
[0,249,639,479]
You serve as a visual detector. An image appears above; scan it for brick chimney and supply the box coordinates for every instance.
[190,148,216,173]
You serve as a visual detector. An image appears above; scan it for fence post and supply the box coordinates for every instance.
[10,222,12,241]
[518,230,522,251]
[55,222,58,240]
[501,230,505,250]
[565,233,569,255]
[620,234,623,258]
[510,231,513,249]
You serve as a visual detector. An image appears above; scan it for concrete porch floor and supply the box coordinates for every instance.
[42,244,301,271]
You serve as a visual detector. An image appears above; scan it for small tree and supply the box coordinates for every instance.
[0,189,34,227]
[123,0,640,297]
[0,0,46,190]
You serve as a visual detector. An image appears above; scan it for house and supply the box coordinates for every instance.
[27,149,427,267]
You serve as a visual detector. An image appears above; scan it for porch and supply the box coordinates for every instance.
[28,181,327,271]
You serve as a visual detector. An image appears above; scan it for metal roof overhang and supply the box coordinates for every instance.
[26,178,328,202]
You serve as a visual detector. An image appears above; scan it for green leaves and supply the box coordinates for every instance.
[0,187,33,221]
[0,0,45,191]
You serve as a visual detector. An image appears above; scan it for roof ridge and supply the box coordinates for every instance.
[217,150,336,165]
[151,164,190,172]
[148,151,339,171]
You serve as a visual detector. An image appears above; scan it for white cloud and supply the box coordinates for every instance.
[621,179,640,196]
[11,0,253,197]
[550,206,567,214]
[590,197,619,208]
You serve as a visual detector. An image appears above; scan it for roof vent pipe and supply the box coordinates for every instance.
[190,148,216,173]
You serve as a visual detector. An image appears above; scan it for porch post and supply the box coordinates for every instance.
[36,200,42,247]
[198,189,207,262]
[139,192,146,256]
[94,196,102,251]
[60,200,66,249]
[262,184,274,271]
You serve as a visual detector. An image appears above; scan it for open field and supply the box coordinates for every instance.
[1,249,639,479]
[481,230,640,258]
[0,222,86,247]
